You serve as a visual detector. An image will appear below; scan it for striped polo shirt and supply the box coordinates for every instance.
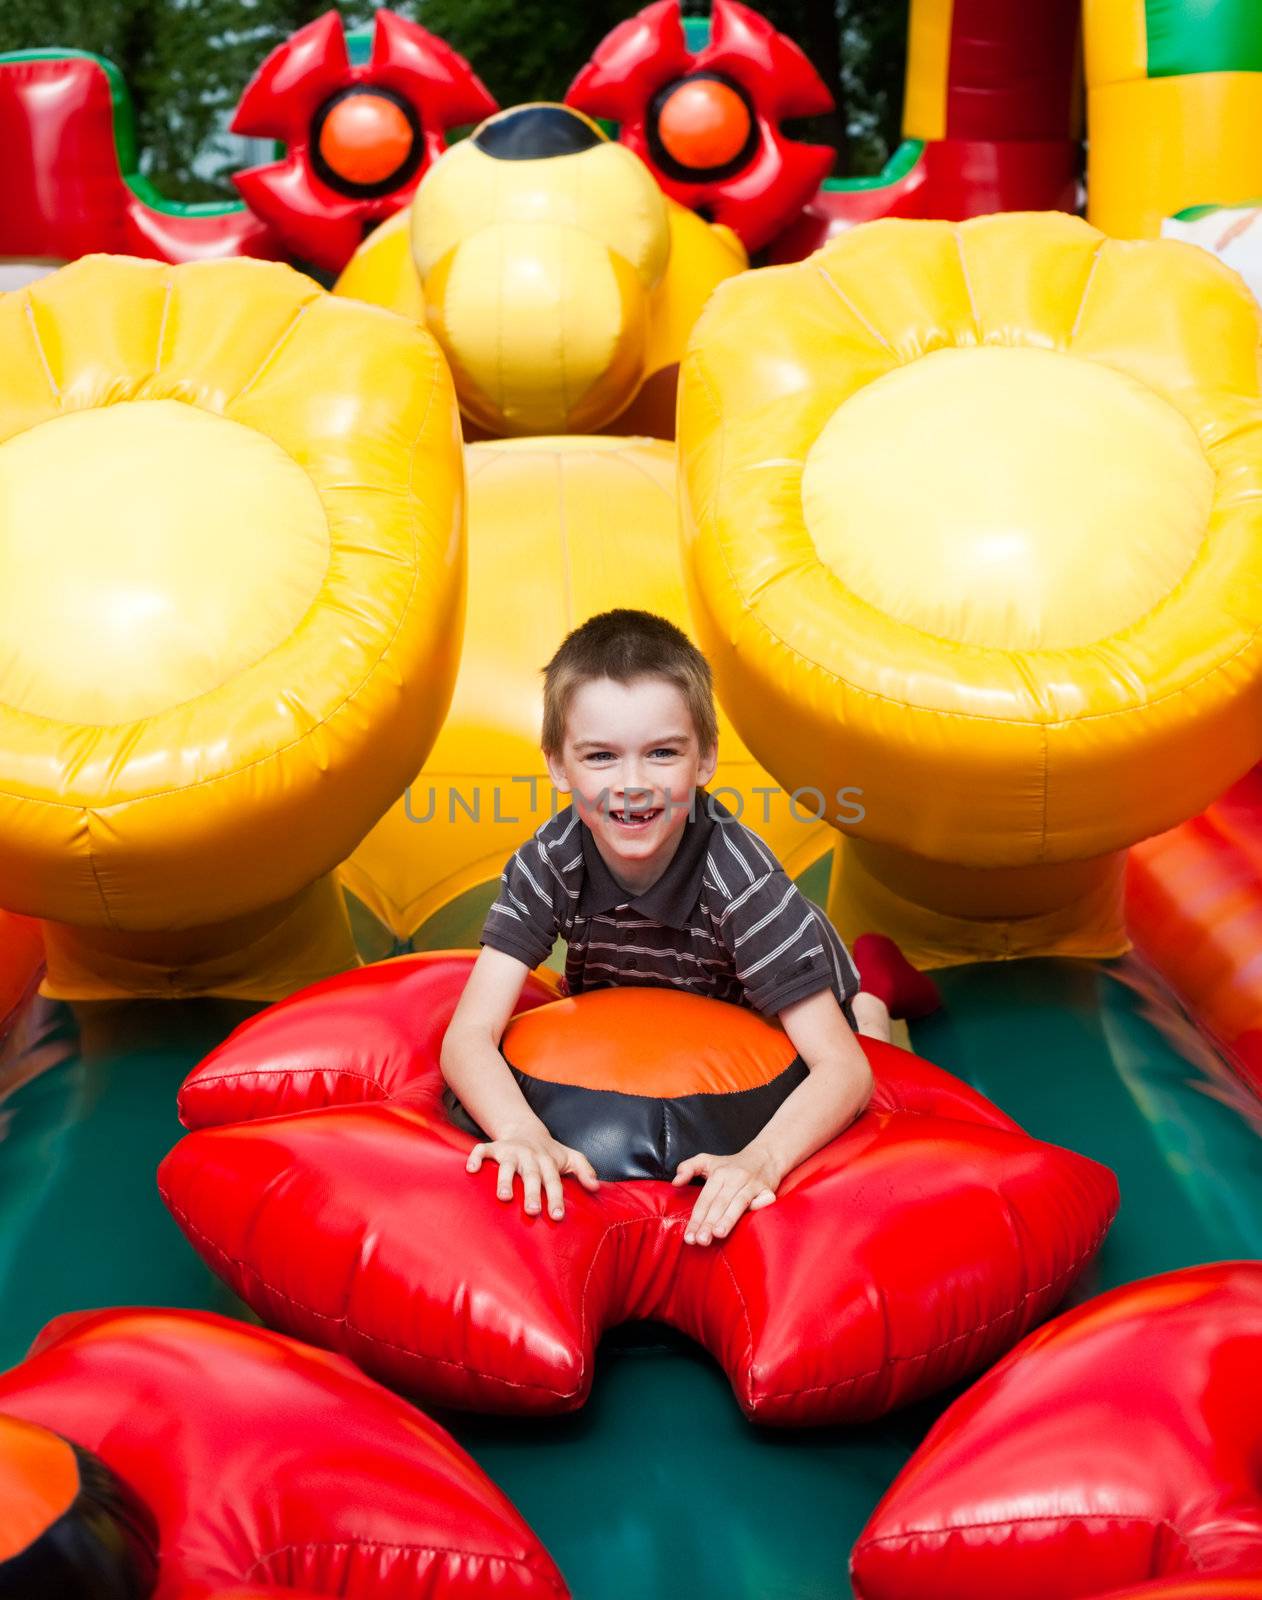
[481,790,860,1025]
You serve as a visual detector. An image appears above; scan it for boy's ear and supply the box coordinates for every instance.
[544,747,572,793]
[699,742,718,787]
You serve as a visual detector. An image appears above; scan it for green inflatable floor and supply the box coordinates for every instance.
[0,937,1258,1599]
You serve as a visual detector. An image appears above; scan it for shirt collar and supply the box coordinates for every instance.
[577,791,716,931]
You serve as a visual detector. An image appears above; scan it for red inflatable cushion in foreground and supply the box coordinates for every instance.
[0,1307,566,1598]
[159,953,1118,1425]
[852,1262,1262,1599]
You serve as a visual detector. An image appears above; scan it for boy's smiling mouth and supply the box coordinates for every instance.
[609,806,662,830]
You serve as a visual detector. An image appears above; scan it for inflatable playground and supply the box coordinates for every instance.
[2,0,1262,1594]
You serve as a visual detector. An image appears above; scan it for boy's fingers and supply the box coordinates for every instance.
[540,1158,565,1220]
[522,1163,543,1216]
[711,1183,759,1239]
[685,1172,728,1243]
[673,1152,714,1185]
[559,1146,600,1190]
[466,1143,486,1173]
[748,1188,777,1211]
[495,1156,517,1202]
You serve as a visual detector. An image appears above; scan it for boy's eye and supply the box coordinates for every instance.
[580,747,679,761]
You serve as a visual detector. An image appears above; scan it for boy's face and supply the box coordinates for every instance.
[545,675,718,887]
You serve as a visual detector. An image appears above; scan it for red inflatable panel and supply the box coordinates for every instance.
[0,910,42,1038]
[0,54,281,265]
[0,1307,566,1598]
[943,0,1080,142]
[852,1263,1262,1600]
[160,954,1117,1426]
[1099,1585,1262,1600]
[767,137,1080,263]
[1128,764,1262,1100]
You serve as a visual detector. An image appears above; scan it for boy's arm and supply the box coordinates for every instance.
[672,988,873,1245]
[441,946,600,1219]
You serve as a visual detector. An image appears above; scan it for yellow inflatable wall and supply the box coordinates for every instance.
[342,436,828,947]
[1086,0,1262,237]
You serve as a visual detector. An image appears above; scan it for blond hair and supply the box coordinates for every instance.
[542,609,718,756]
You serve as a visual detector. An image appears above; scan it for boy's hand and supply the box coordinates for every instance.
[466,1129,600,1221]
[672,1147,779,1245]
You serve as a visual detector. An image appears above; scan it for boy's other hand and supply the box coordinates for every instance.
[466,1130,600,1221]
[672,1148,779,1246]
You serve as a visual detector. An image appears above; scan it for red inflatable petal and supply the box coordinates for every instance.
[567,0,690,122]
[161,960,1117,1425]
[231,11,350,142]
[706,0,833,119]
[232,162,367,274]
[1,1308,566,1597]
[371,9,497,129]
[179,953,560,1127]
[852,1263,1262,1599]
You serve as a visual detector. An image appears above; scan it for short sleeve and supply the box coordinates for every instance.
[480,836,561,971]
[718,871,860,1018]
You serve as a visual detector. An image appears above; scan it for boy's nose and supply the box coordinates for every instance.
[615,772,654,801]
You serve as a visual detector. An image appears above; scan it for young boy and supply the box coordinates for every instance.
[441,609,933,1247]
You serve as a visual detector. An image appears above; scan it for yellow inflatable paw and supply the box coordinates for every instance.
[0,255,463,998]
[679,210,1262,965]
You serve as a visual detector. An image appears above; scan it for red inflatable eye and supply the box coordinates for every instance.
[656,76,753,170]
[316,89,417,189]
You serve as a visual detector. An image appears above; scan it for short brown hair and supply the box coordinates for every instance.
[542,609,719,756]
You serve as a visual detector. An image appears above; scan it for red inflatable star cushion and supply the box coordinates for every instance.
[159,953,1118,1426]
[566,0,834,253]
[231,9,497,273]
[852,1263,1262,1600]
[0,1307,566,1598]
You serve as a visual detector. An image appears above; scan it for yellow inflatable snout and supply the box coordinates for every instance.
[410,104,671,436]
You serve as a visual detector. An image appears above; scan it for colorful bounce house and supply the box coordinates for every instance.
[2,0,1262,1596]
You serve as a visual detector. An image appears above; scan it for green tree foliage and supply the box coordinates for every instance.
[0,0,908,202]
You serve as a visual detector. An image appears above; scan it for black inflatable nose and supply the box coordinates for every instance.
[472,104,604,161]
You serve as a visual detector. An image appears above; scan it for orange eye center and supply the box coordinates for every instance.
[655,78,753,170]
[317,92,416,187]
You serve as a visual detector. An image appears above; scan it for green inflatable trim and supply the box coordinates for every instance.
[819,138,924,193]
[1172,197,1262,221]
[1145,0,1262,79]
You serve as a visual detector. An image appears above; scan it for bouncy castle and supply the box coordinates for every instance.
[0,1,1261,1597]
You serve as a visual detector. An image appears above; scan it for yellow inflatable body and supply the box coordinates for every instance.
[678,211,1262,965]
[342,435,828,947]
[0,255,464,998]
